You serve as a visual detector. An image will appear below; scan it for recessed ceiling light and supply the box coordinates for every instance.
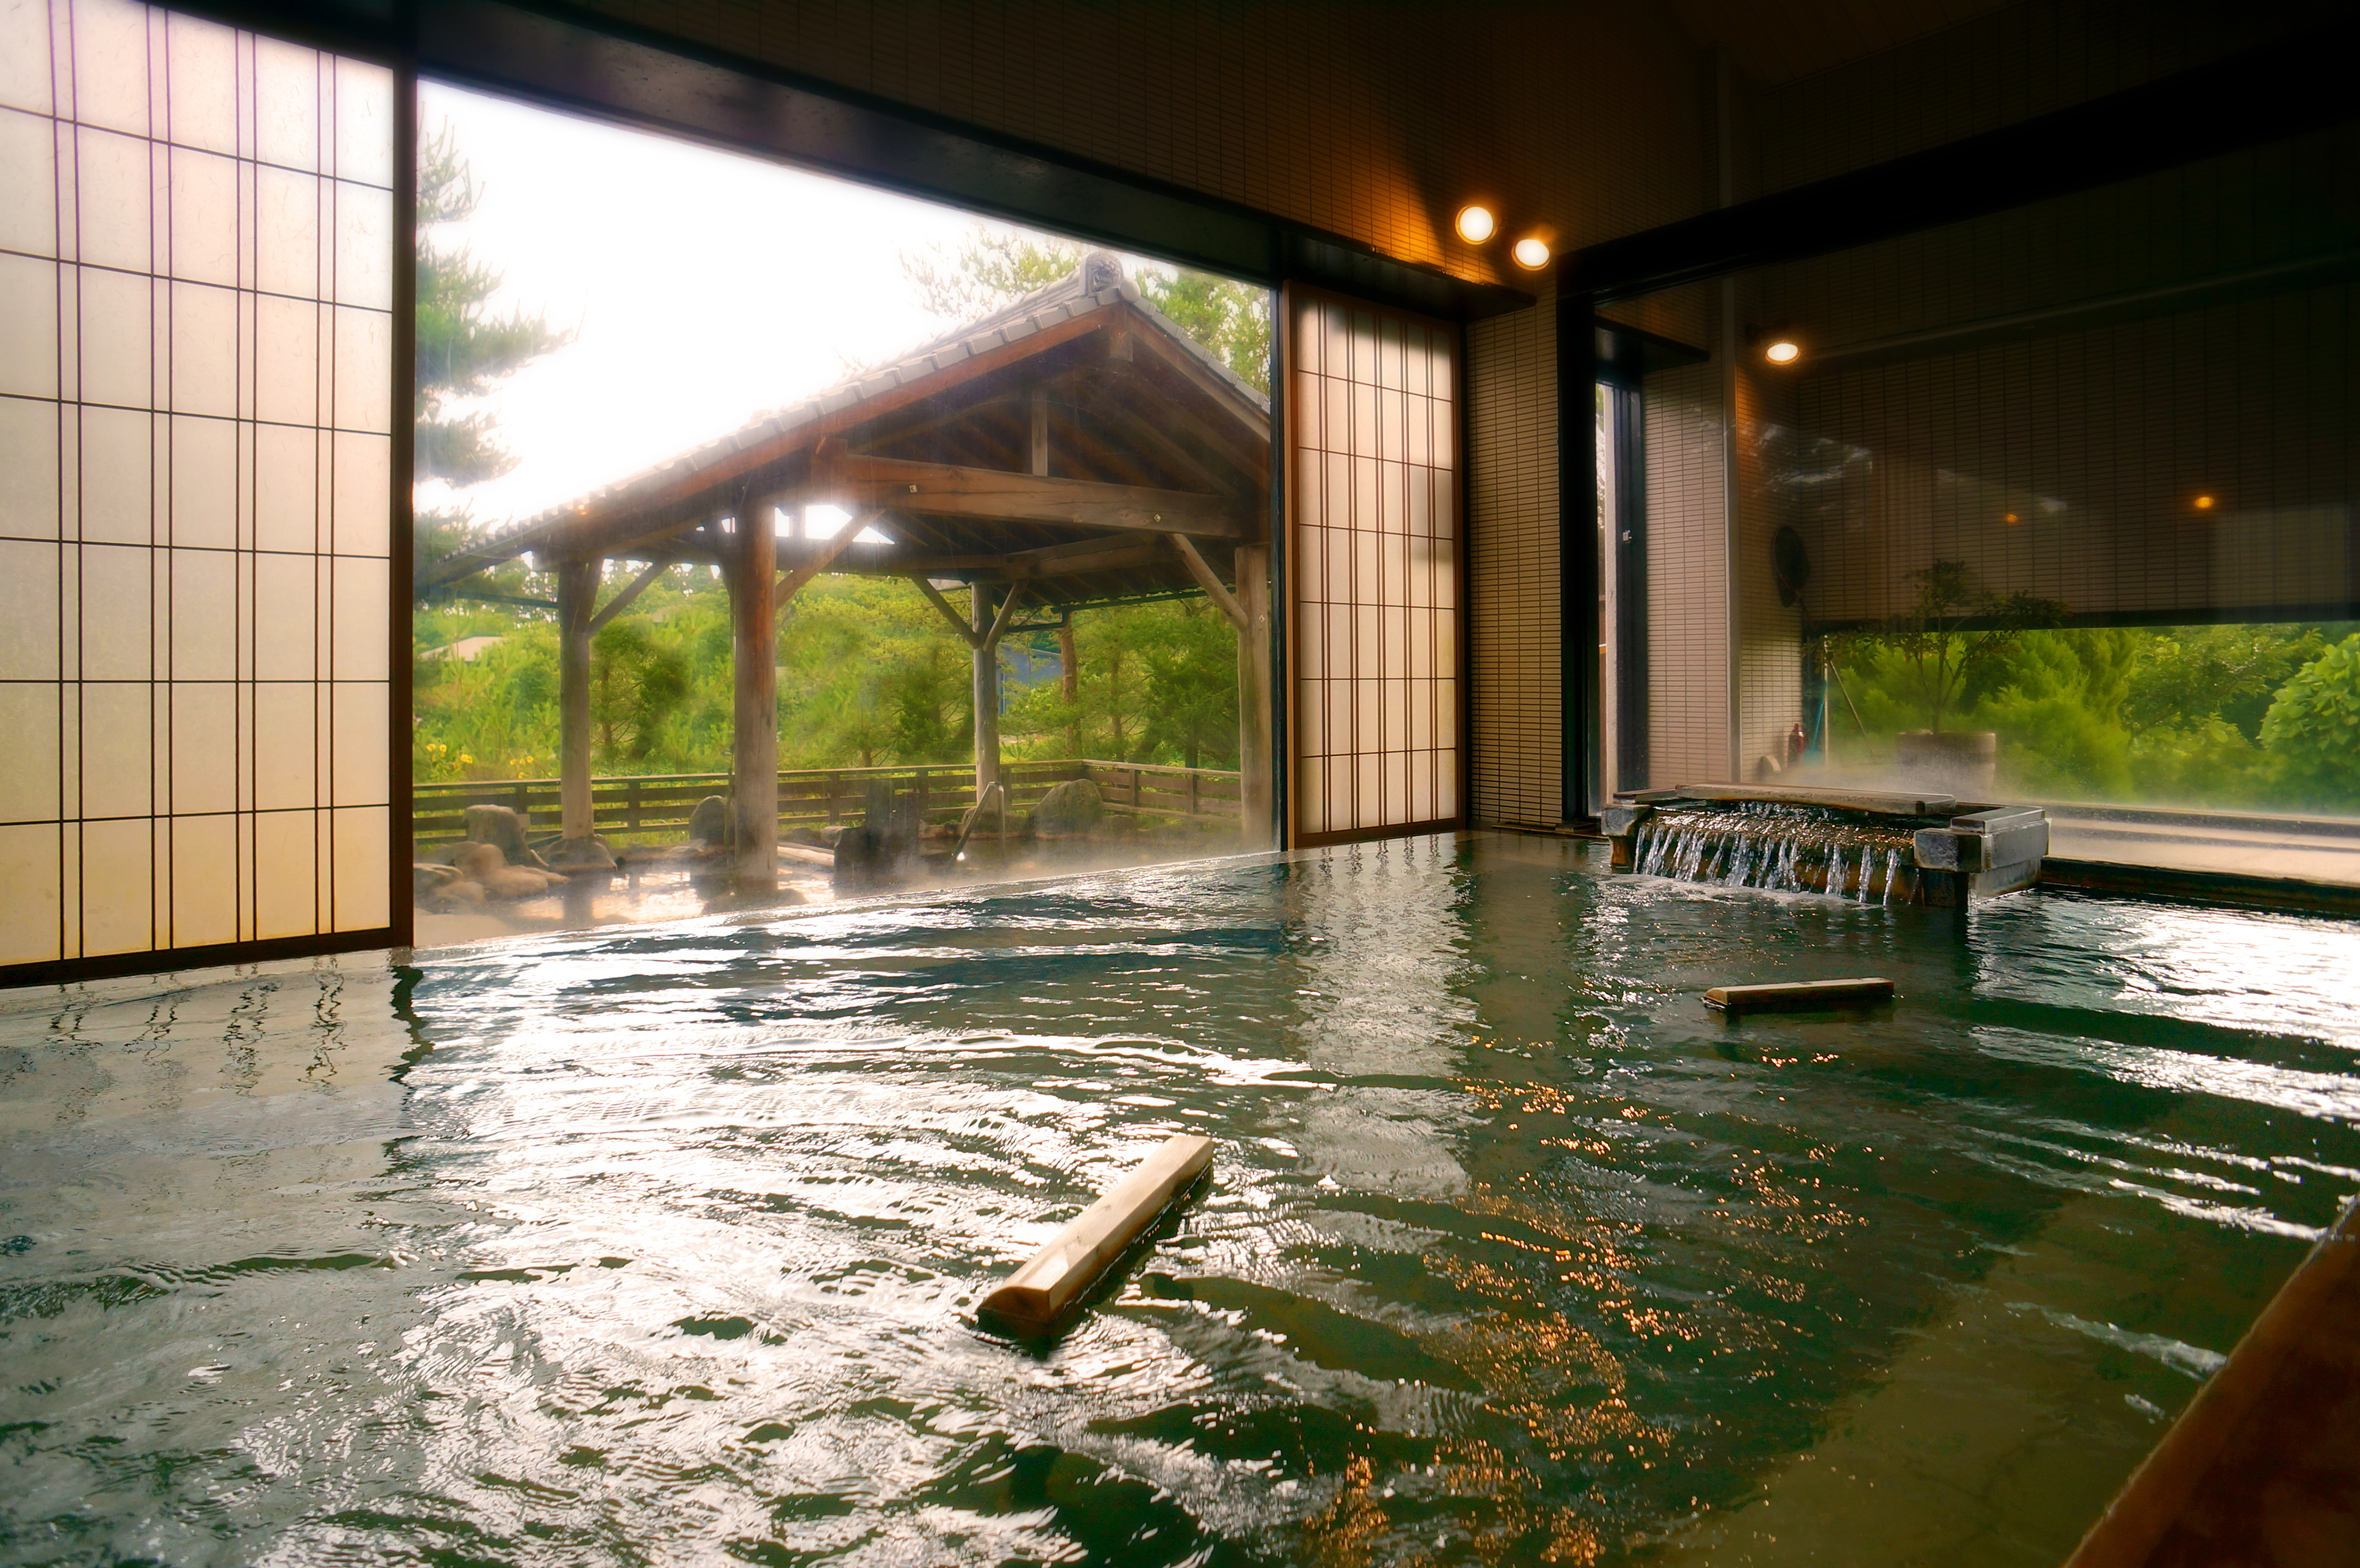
[1454,205,1496,244]
[1764,340,1801,364]
[1512,235,1551,270]
[2194,494,2217,510]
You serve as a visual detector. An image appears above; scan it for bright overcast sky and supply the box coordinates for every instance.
[415,81,1088,532]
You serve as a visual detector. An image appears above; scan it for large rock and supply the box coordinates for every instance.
[687,794,734,847]
[463,804,545,868]
[1028,778,1104,837]
[482,864,566,900]
[454,841,505,879]
[956,798,1010,845]
[546,834,616,871]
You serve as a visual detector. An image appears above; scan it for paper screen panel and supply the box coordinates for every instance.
[0,0,393,972]
[1289,292,1461,843]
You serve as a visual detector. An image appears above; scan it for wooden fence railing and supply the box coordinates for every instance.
[411,759,1242,845]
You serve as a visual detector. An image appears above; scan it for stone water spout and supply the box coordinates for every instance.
[1601,786,2047,906]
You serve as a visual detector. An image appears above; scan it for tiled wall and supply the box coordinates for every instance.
[570,1,1710,288]
[1642,359,1728,786]
[0,0,395,970]
[1787,281,2359,627]
[1746,0,2339,198]
[1733,356,1801,774]
[1751,87,2359,631]
[1465,287,1558,827]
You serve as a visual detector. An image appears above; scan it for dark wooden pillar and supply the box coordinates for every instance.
[728,497,777,887]
[1057,616,1079,757]
[971,583,1001,796]
[554,556,597,843]
[1234,544,1274,848]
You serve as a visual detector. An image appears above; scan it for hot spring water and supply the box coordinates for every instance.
[4,834,2355,1564]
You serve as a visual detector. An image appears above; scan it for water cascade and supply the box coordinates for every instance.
[1604,787,2049,905]
[1630,802,1926,902]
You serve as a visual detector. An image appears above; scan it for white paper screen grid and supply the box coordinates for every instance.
[1290,294,1461,840]
[0,0,393,967]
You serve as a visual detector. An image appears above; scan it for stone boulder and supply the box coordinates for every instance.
[1028,778,1104,837]
[463,804,546,868]
[687,794,734,847]
[453,841,505,879]
[546,834,616,871]
[435,878,486,909]
[452,841,570,899]
[482,864,567,900]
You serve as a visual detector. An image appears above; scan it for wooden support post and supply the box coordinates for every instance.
[1058,615,1080,758]
[728,496,778,888]
[1029,386,1050,477]
[555,557,597,843]
[1169,532,1247,631]
[1233,544,1274,848]
[972,583,1002,797]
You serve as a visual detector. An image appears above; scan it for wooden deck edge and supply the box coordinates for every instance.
[2039,857,2360,918]
[2062,1195,2360,1567]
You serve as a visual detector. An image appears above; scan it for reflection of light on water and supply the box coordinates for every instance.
[1972,895,2360,1048]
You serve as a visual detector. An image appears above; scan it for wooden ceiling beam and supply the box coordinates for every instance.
[807,450,1248,540]
[764,534,1170,582]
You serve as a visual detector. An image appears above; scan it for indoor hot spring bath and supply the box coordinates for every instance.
[3,833,2356,1565]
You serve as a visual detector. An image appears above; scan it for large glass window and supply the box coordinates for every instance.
[0,0,396,975]
[406,87,1276,944]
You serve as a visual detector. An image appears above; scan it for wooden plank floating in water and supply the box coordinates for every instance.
[978,1133,1215,1336]
[1706,977,1895,1013]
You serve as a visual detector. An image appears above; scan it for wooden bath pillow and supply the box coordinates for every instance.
[1707,977,1895,1013]
[979,1133,1215,1336]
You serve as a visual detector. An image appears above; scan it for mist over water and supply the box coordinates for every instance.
[4,835,2356,1564]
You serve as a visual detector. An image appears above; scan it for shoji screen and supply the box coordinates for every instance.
[1287,290,1463,845]
[0,0,397,977]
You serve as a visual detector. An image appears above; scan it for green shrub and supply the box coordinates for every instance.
[2260,634,2360,810]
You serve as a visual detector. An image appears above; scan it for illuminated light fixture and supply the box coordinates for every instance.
[1512,235,1552,270]
[1764,339,1801,364]
[2194,494,2217,510]
[2004,512,2020,524]
[1454,204,1496,244]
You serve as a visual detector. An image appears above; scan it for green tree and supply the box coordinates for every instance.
[589,616,691,764]
[1837,559,2069,733]
[883,642,974,763]
[1138,600,1239,768]
[2261,633,2360,809]
[414,125,573,486]
[905,227,1271,392]
[1139,270,1271,392]
[2125,623,2328,740]
[902,229,1083,323]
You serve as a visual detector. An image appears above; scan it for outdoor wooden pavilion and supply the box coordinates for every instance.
[417,253,1274,884]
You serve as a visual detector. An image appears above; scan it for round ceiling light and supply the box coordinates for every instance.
[1764,339,1802,364]
[1454,204,1496,244]
[1511,235,1552,270]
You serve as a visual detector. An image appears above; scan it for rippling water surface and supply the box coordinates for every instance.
[4,835,2357,1565]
